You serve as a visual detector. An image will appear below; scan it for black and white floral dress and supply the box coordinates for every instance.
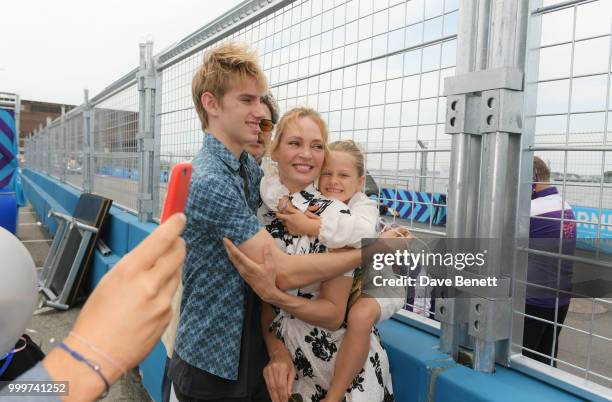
[258,182,394,402]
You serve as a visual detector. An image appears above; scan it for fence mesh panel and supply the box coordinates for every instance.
[91,84,140,211]
[516,0,612,388]
[65,110,84,189]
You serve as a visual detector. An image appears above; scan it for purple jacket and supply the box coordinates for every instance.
[527,187,576,308]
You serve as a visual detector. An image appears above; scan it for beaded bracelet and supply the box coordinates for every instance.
[58,342,110,399]
[69,331,127,377]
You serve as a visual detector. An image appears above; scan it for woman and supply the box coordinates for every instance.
[258,107,393,402]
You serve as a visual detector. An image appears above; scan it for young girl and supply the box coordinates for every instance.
[261,139,405,402]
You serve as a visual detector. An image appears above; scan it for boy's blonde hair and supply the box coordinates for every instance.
[270,107,330,156]
[328,140,366,177]
[192,42,267,131]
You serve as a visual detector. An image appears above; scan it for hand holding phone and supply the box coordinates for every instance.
[161,162,192,223]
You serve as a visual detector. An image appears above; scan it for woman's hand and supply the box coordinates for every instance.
[71,213,186,373]
[276,203,321,236]
[223,240,283,303]
[380,224,412,238]
[264,345,296,402]
[277,196,291,212]
[43,213,186,400]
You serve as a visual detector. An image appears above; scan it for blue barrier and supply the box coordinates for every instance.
[0,108,25,207]
[573,206,612,254]
[378,188,609,254]
[98,166,140,180]
[379,188,447,225]
[0,188,17,233]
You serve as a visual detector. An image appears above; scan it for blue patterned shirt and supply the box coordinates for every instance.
[174,134,263,380]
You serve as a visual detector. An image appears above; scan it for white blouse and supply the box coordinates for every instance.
[260,172,378,249]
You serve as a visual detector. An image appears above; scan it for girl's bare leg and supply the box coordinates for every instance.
[323,298,381,402]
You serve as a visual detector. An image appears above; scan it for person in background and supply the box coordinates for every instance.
[244,92,279,166]
[523,156,576,366]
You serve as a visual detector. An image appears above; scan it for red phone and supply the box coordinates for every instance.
[161,162,192,223]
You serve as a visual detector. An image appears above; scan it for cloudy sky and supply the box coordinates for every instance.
[0,0,243,105]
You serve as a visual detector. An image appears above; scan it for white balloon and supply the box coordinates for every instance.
[0,226,37,357]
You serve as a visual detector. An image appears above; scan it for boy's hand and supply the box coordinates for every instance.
[223,240,282,303]
[276,203,321,236]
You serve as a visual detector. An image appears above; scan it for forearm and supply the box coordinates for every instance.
[42,336,121,402]
[268,291,345,331]
[276,248,360,290]
[261,302,288,359]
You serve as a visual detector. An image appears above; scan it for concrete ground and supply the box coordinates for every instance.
[17,205,151,401]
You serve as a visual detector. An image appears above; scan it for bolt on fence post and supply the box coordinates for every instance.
[60,106,67,183]
[136,41,158,222]
[83,89,94,193]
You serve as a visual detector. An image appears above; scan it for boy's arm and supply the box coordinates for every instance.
[228,224,412,292]
[224,237,361,291]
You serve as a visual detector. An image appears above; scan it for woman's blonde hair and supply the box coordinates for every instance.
[192,42,267,131]
[269,107,330,156]
[328,140,366,177]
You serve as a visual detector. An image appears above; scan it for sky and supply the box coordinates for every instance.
[3,0,611,181]
[0,0,243,105]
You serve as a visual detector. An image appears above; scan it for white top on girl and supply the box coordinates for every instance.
[260,172,378,248]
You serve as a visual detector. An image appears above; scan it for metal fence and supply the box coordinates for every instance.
[91,83,140,212]
[511,0,612,397]
[65,107,85,189]
[21,0,612,400]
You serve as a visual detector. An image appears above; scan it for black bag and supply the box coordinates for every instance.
[0,334,46,382]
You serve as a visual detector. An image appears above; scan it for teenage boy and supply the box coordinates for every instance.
[168,43,360,402]
[160,91,278,402]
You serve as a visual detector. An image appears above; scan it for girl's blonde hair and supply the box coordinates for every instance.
[270,107,330,156]
[328,139,365,177]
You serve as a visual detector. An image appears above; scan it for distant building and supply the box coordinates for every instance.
[0,93,76,151]
[20,99,76,148]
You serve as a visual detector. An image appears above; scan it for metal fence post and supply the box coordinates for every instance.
[136,41,158,222]
[438,0,481,361]
[83,89,94,193]
[442,0,529,372]
[60,106,67,183]
[45,118,51,175]
[417,140,428,192]
[152,57,163,220]
[32,132,36,171]
[15,95,21,157]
